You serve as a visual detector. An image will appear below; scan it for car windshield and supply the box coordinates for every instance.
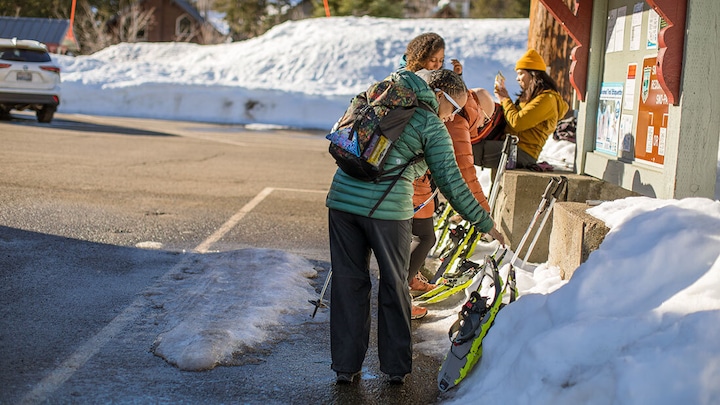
[0,47,51,63]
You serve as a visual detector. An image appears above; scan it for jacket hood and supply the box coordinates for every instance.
[389,69,439,112]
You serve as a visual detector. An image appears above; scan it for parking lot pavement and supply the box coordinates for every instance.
[0,113,444,404]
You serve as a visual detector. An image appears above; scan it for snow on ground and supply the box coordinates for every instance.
[438,197,720,404]
[54,16,528,130]
[147,249,317,371]
[50,16,720,404]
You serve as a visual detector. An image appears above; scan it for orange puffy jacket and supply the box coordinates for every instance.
[413,90,491,219]
[412,172,435,219]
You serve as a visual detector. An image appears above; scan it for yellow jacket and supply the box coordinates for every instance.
[501,90,569,160]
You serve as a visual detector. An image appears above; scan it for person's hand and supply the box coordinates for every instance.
[494,84,510,102]
[451,59,463,75]
[487,226,506,246]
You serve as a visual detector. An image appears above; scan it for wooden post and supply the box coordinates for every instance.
[528,0,575,111]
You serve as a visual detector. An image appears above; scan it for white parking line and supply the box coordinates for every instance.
[193,187,275,253]
[19,186,326,405]
[194,187,327,253]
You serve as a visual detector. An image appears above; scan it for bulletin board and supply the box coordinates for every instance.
[596,0,669,167]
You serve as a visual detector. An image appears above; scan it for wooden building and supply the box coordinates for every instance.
[114,0,224,44]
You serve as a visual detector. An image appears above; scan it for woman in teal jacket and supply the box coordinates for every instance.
[326,69,504,384]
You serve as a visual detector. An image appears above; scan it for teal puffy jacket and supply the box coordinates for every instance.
[325,69,494,233]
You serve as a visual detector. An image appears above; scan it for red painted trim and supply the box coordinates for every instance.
[539,0,593,101]
[645,0,686,105]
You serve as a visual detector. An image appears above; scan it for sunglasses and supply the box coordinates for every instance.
[436,88,462,116]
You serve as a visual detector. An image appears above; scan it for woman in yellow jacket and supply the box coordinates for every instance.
[474,49,569,169]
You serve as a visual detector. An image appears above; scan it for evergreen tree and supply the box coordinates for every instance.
[470,0,530,18]
[313,0,403,18]
[0,0,117,19]
[215,0,293,40]
[0,0,67,18]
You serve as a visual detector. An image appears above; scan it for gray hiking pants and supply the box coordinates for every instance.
[328,209,412,376]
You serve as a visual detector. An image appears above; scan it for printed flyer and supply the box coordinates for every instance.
[596,82,624,155]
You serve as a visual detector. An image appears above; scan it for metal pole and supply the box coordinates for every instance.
[521,176,567,267]
[509,177,559,267]
[309,268,332,318]
[488,135,518,214]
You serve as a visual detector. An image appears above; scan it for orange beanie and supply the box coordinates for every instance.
[515,49,547,72]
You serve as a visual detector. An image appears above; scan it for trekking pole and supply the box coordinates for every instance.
[488,135,518,213]
[509,177,560,267]
[521,176,567,267]
[415,188,440,214]
[487,136,511,212]
[309,268,332,318]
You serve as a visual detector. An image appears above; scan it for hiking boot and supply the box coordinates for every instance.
[336,371,360,384]
[409,275,436,296]
[411,305,427,320]
[388,374,406,384]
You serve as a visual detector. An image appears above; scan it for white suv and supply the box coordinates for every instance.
[0,37,61,123]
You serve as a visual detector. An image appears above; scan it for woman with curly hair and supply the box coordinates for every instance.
[400,32,445,72]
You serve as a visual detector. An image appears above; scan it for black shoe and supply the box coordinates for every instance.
[336,371,359,384]
[388,374,406,384]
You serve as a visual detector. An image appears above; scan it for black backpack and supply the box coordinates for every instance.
[327,79,433,182]
[326,78,433,216]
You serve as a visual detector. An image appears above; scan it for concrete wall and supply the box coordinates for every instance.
[495,170,636,264]
[548,202,610,279]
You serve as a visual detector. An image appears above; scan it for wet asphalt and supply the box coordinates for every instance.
[0,113,457,404]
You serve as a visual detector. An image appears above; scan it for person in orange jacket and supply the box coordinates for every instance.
[474,49,569,169]
[408,71,492,312]
[444,89,492,214]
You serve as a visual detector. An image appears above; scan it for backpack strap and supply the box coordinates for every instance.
[366,100,435,217]
[368,154,424,217]
[417,100,435,114]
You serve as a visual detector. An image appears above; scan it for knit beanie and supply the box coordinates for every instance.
[515,49,547,72]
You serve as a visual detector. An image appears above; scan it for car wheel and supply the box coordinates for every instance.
[37,106,56,123]
[0,107,11,121]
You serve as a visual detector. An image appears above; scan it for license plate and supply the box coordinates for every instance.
[17,71,32,81]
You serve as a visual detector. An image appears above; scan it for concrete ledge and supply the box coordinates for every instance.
[494,170,636,264]
[547,202,610,279]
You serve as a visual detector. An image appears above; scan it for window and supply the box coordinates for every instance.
[176,14,194,39]
[0,47,51,63]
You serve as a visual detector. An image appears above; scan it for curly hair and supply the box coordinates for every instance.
[404,32,445,72]
[426,69,467,100]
